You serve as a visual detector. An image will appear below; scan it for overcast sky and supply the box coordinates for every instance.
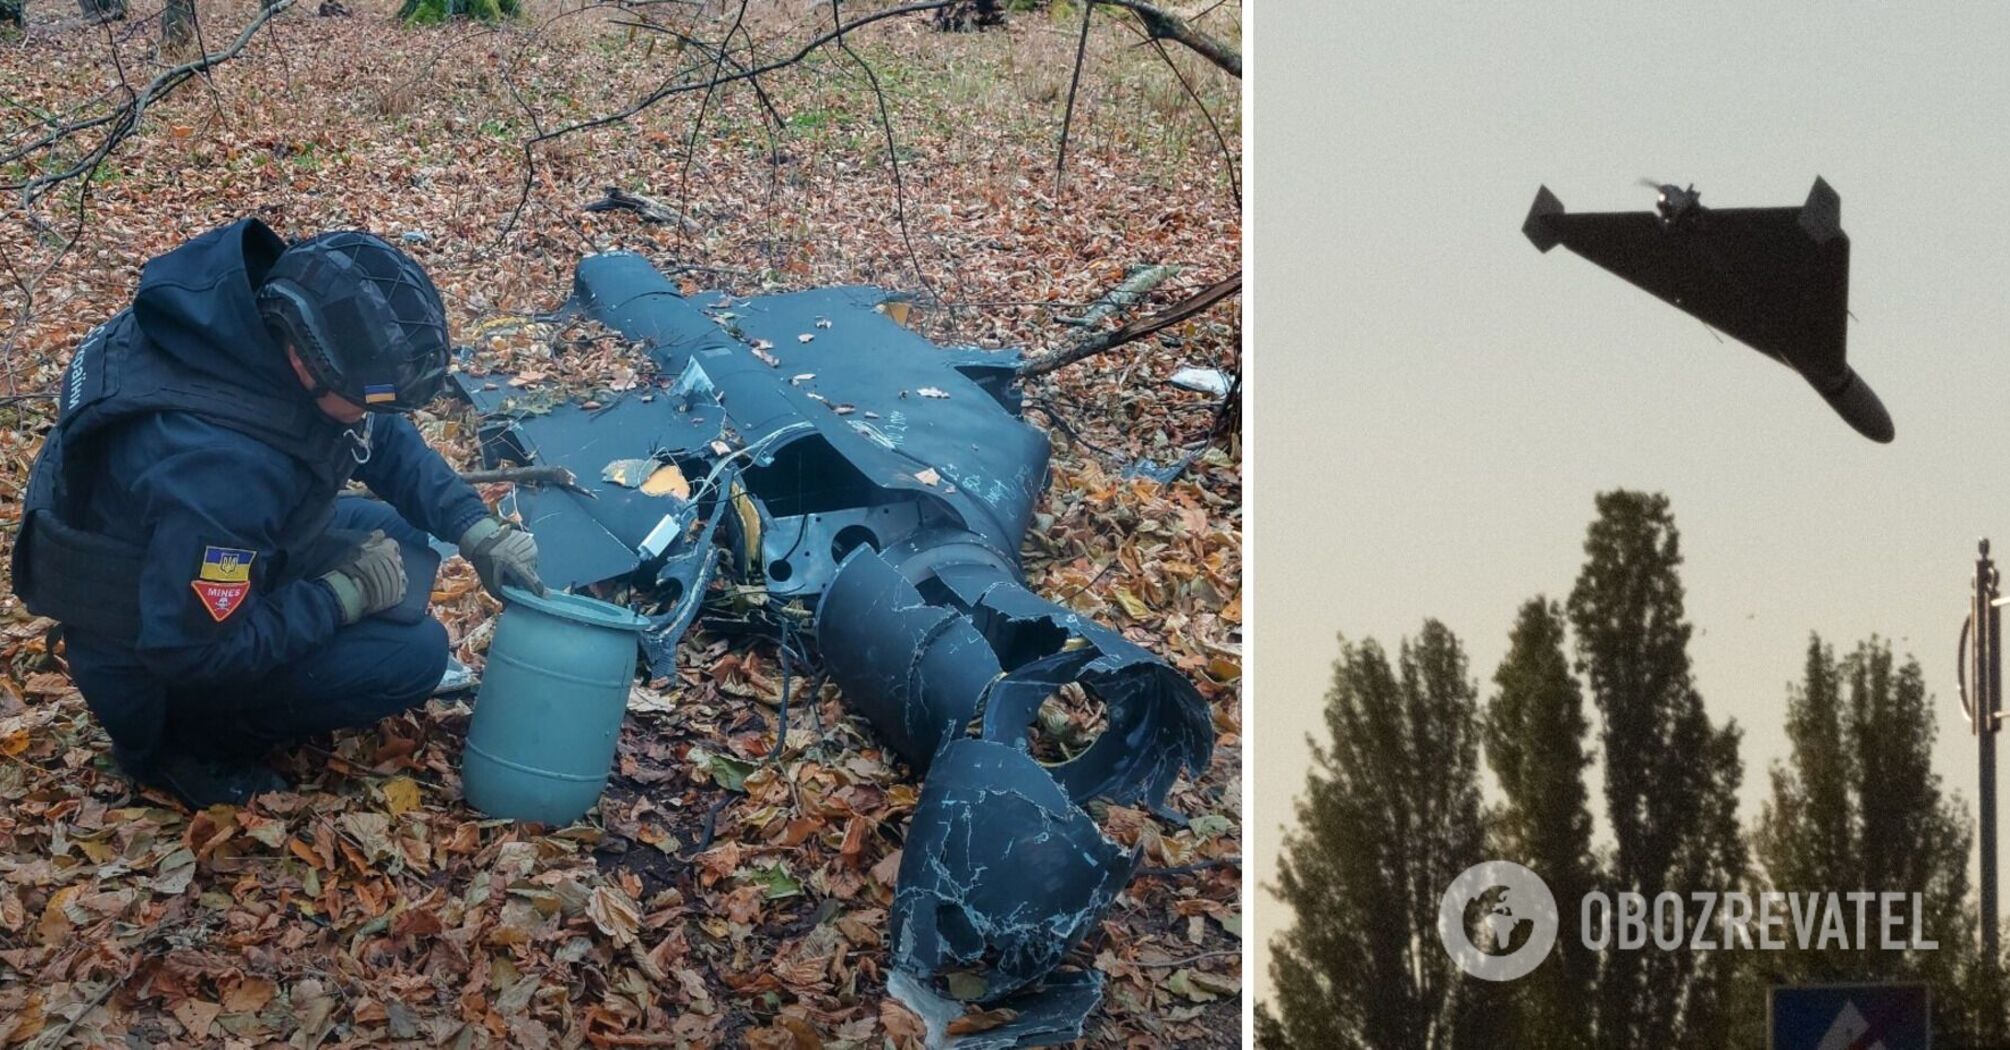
[1253,1,2010,1007]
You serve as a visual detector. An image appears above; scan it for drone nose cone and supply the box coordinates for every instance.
[1816,367,1894,443]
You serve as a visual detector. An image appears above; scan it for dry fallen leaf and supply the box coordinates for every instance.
[587,884,641,947]
[949,1007,1020,1035]
[381,776,422,816]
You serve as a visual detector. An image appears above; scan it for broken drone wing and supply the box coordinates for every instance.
[1523,177,1893,443]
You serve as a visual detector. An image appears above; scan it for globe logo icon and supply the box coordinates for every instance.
[1437,860,1560,981]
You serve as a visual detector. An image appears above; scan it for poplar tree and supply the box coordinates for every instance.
[1267,624,1492,1049]
[1483,597,1597,1050]
[1757,637,1983,1042]
[1566,491,1747,1047]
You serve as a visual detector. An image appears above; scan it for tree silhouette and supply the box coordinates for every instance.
[1566,491,1746,1047]
[1267,624,1493,1049]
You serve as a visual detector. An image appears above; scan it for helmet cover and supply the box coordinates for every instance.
[257,231,450,411]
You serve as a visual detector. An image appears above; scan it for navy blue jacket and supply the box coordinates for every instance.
[73,220,489,685]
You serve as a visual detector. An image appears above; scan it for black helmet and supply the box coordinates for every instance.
[256,231,450,411]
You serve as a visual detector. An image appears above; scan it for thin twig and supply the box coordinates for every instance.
[675,0,753,246]
[500,0,958,241]
[1146,36,1237,205]
[33,979,119,1047]
[829,0,939,303]
[459,464,582,488]
[1054,0,1093,193]
[1130,947,1240,968]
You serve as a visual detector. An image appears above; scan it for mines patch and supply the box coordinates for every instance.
[192,545,255,622]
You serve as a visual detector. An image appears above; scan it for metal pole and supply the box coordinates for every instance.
[1979,539,2001,967]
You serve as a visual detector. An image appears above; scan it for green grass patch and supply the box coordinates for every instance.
[399,0,519,26]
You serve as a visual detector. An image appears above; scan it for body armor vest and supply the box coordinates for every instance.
[13,311,361,639]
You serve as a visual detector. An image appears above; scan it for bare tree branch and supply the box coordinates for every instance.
[674,0,752,244]
[501,0,1238,259]
[585,184,697,228]
[2,0,296,200]
[1017,272,1239,378]
[459,465,582,488]
[529,0,956,151]
[1093,0,1240,79]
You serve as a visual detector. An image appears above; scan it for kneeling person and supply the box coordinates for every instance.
[12,219,544,807]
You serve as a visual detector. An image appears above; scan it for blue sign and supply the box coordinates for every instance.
[1770,984,1929,1050]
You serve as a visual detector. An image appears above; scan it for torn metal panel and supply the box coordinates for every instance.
[815,540,1210,808]
[759,501,924,599]
[637,492,732,678]
[817,543,1207,1038]
[460,374,725,592]
[569,253,1050,562]
[965,575,1213,809]
[889,739,1139,1005]
[981,648,1210,810]
[876,534,1213,809]
[498,486,638,592]
[813,547,1003,772]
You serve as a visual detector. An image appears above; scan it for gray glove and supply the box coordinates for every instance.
[459,517,546,600]
[317,530,407,625]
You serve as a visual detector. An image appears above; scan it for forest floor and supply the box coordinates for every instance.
[0,1,1241,1045]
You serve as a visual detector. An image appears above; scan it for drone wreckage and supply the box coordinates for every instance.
[452,252,1217,1045]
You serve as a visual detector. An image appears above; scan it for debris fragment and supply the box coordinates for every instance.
[582,185,699,230]
[601,458,656,488]
[889,740,1135,1003]
[1169,366,1232,397]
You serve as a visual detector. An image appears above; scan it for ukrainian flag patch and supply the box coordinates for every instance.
[363,384,398,405]
[191,545,255,622]
[199,546,255,583]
